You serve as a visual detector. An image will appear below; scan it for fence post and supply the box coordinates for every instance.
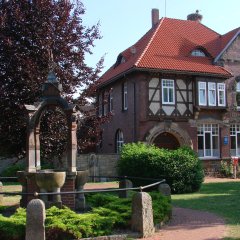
[131,192,155,237]
[119,179,133,198]
[0,182,3,205]
[26,199,45,240]
[158,183,171,197]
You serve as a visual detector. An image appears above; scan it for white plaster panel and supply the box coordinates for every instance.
[189,104,193,113]
[149,89,160,101]
[162,106,174,116]
[177,92,183,102]
[149,78,159,88]
[177,104,187,115]
[149,102,159,115]
[177,79,186,89]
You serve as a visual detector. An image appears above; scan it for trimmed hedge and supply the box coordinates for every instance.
[118,143,204,193]
[0,192,171,240]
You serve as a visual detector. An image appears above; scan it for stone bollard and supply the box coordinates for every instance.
[131,192,155,238]
[158,183,171,197]
[26,199,45,240]
[119,179,133,198]
[0,181,3,205]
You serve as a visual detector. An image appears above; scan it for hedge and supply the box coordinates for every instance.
[117,143,204,193]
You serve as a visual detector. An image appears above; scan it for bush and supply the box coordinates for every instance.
[0,192,171,240]
[118,142,204,193]
[0,163,25,177]
[220,160,233,177]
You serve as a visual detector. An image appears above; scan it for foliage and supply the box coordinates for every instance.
[118,142,204,193]
[0,0,103,159]
[0,192,171,240]
[219,160,233,177]
[0,163,25,177]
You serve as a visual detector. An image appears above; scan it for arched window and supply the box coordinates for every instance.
[116,129,124,153]
[191,49,206,57]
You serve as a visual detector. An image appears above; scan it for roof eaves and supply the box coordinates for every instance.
[135,18,165,67]
[214,29,240,63]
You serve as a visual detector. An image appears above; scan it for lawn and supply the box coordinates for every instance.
[172,181,240,240]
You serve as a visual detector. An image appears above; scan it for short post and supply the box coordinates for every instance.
[119,178,133,198]
[26,199,45,240]
[158,183,171,197]
[232,157,238,179]
[0,181,3,205]
[131,192,155,238]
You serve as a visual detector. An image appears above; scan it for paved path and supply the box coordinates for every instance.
[143,207,226,240]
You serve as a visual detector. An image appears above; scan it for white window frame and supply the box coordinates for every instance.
[197,124,219,158]
[230,124,240,157]
[162,79,175,105]
[191,49,206,57]
[217,83,226,106]
[123,82,128,110]
[198,82,207,106]
[208,82,216,106]
[116,130,124,153]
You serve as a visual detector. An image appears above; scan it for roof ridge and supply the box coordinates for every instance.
[135,18,165,67]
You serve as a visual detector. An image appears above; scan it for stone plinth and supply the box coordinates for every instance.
[131,192,155,238]
[119,179,133,198]
[158,183,171,197]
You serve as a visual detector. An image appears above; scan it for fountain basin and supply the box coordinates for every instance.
[76,170,89,190]
[35,170,66,191]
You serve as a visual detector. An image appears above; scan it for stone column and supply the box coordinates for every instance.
[67,114,77,173]
[27,128,37,172]
[0,181,3,205]
[26,199,45,240]
[119,179,133,198]
[131,192,155,238]
[35,126,41,170]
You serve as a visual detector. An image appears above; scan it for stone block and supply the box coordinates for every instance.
[158,183,171,197]
[131,192,155,237]
[26,199,45,240]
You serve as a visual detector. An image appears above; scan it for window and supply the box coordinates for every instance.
[109,90,113,112]
[230,124,240,156]
[208,82,216,106]
[191,49,206,57]
[198,82,207,106]
[217,83,226,106]
[162,79,175,104]
[197,124,219,158]
[236,81,240,108]
[98,94,102,116]
[103,92,108,116]
[123,82,128,110]
[116,129,124,153]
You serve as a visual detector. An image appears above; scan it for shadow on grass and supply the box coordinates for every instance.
[172,181,240,239]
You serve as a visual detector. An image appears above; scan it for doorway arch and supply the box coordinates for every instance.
[154,132,180,150]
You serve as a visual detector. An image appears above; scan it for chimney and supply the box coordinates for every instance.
[187,10,203,22]
[152,9,159,27]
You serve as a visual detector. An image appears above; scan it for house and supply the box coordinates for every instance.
[96,9,240,173]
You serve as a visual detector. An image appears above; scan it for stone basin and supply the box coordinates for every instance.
[35,170,66,192]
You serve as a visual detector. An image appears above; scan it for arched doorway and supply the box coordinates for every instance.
[154,132,180,150]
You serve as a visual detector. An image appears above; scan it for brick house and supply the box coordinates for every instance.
[96,9,240,172]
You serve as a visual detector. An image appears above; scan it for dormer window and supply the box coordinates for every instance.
[114,54,125,68]
[191,49,206,57]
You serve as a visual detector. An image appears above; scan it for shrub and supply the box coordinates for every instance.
[0,192,171,240]
[118,142,204,193]
[0,163,25,177]
[220,160,233,177]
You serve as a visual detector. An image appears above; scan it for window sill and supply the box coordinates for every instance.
[199,157,220,160]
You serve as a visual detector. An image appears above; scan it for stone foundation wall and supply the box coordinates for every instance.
[76,154,119,181]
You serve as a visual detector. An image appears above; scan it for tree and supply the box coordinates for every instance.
[0,0,103,160]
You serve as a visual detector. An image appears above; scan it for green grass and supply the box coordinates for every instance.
[172,181,240,240]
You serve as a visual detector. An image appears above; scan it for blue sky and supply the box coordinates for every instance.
[81,0,240,74]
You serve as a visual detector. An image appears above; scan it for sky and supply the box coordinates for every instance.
[81,0,240,74]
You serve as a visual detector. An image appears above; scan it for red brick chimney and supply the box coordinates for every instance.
[152,9,159,28]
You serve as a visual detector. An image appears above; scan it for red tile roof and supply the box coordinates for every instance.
[99,17,234,86]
